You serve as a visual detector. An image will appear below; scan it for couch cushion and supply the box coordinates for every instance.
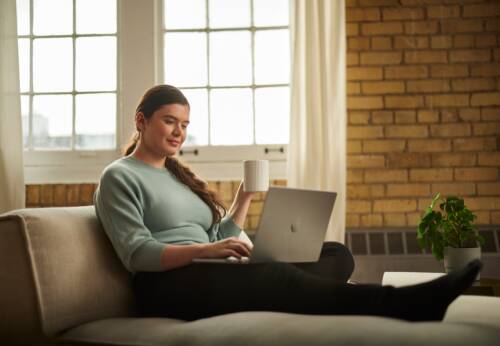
[0,207,134,338]
[58,312,500,346]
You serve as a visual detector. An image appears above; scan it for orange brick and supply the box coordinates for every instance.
[475,211,491,225]
[383,213,407,227]
[407,212,422,227]
[346,214,360,228]
[493,212,500,224]
[427,5,460,19]
[53,184,66,207]
[482,108,500,121]
[486,18,500,31]
[360,214,384,227]
[348,96,384,109]
[363,139,406,153]
[347,52,360,66]
[248,201,264,215]
[450,49,491,63]
[432,153,477,167]
[475,35,497,48]
[463,3,500,18]
[347,82,361,95]
[453,35,475,48]
[347,200,372,213]
[404,50,447,64]
[458,108,481,122]
[26,185,40,206]
[372,111,394,124]
[425,94,469,108]
[453,137,497,151]
[407,80,450,93]
[494,49,500,61]
[386,65,428,79]
[349,111,370,124]
[477,182,500,196]
[431,36,453,49]
[361,81,405,94]
[383,7,424,20]
[359,0,399,4]
[360,52,402,65]
[347,23,359,37]
[394,36,429,49]
[386,124,428,138]
[408,138,451,152]
[440,109,458,123]
[478,152,500,166]
[362,22,404,36]
[347,8,381,22]
[80,184,96,205]
[430,65,469,78]
[473,123,500,135]
[348,125,384,139]
[347,155,386,168]
[430,123,471,137]
[431,183,476,197]
[348,37,370,51]
[371,37,392,50]
[405,21,439,34]
[395,110,416,124]
[471,63,500,77]
[66,184,80,206]
[441,19,484,33]
[348,140,362,154]
[410,168,453,182]
[452,78,496,92]
[385,95,424,109]
[417,110,439,123]
[219,181,233,200]
[387,184,430,197]
[463,197,500,210]
[373,199,417,213]
[471,92,500,106]
[40,185,54,206]
[347,67,383,81]
[455,168,498,181]
[365,169,408,183]
[347,184,385,199]
[348,169,364,183]
[387,153,431,168]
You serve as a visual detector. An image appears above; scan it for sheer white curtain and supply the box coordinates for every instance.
[0,0,25,213]
[287,0,346,243]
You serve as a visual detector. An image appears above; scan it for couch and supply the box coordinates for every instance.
[1,206,500,346]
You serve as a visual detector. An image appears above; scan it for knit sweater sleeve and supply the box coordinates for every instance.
[94,167,166,272]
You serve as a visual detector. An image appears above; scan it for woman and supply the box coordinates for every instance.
[94,85,481,322]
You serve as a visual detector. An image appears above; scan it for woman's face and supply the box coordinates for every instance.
[138,103,190,157]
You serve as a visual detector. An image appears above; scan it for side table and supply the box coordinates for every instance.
[465,278,500,297]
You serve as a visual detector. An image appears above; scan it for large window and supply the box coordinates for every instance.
[162,0,290,150]
[17,0,118,151]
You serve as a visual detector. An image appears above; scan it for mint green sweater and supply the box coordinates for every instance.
[94,156,242,272]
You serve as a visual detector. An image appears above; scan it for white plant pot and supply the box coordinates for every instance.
[444,246,481,280]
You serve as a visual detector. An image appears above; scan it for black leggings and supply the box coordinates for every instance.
[132,242,393,321]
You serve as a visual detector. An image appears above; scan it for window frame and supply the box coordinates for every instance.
[22,0,288,184]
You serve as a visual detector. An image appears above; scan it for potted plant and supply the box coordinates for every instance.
[417,193,484,276]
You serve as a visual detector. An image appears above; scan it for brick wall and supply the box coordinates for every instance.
[25,180,287,232]
[346,0,500,228]
[25,0,500,232]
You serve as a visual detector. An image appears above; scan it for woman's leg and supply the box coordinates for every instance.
[292,242,355,282]
[132,259,481,322]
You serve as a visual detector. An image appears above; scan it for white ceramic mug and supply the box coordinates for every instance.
[243,160,269,192]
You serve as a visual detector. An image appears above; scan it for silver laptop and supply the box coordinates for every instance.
[193,187,337,264]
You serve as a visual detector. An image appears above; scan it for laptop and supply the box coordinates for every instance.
[192,187,337,264]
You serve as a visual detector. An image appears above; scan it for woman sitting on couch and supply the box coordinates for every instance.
[94,84,482,322]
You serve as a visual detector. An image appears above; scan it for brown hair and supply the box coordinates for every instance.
[124,85,226,225]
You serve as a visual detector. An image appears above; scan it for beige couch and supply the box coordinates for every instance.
[1,206,500,346]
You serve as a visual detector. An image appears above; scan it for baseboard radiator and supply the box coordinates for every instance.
[345,226,500,284]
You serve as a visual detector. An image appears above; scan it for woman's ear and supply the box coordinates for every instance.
[135,112,145,131]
